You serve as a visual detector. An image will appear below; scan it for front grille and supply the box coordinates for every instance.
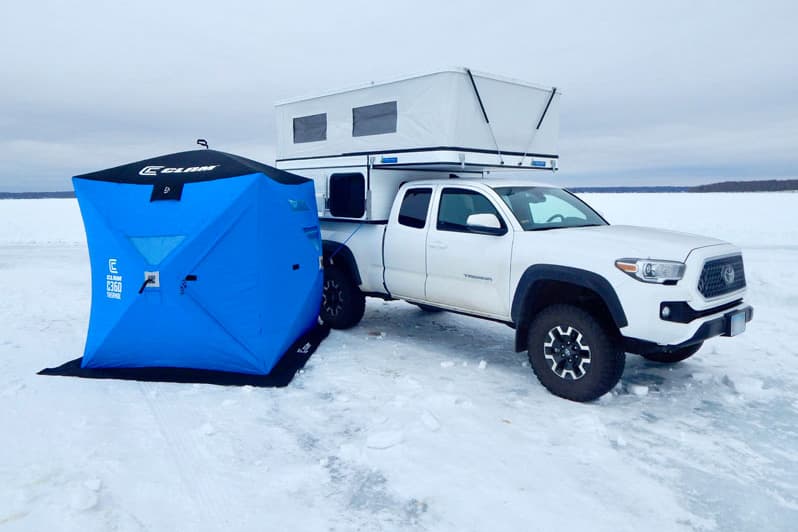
[698,255,746,298]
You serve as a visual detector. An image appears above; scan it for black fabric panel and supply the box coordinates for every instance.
[75,149,310,185]
[150,182,184,201]
[38,324,330,388]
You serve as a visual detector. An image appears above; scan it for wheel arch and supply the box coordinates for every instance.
[511,265,628,352]
[322,240,362,285]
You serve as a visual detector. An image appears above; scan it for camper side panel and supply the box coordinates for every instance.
[452,73,560,157]
[278,158,464,222]
[275,70,560,163]
[275,71,462,161]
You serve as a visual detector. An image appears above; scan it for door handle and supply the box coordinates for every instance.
[428,241,448,249]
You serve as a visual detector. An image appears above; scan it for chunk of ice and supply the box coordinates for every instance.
[366,430,404,449]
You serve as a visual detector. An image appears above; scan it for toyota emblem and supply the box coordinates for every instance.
[721,264,735,285]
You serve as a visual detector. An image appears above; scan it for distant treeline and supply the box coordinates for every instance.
[689,179,798,193]
[573,179,798,193]
[0,191,76,199]
[571,186,690,193]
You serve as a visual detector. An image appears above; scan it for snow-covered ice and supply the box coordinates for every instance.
[0,193,797,531]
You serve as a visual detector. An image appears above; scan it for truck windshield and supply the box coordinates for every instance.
[494,187,607,231]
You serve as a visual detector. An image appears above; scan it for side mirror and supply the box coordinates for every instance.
[466,213,506,235]
[467,213,501,229]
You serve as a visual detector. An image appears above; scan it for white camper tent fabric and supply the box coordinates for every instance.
[275,69,560,163]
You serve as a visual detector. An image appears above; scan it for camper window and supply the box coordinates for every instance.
[398,188,432,229]
[293,113,327,143]
[329,173,365,218]
[352,101,397,137]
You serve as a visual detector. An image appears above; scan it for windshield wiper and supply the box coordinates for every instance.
[529,223,603,232]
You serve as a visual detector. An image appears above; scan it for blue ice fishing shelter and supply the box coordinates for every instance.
[73,149,323,374]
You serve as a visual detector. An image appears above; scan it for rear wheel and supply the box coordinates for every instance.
[527,304,625,402]
[321,266,365,330]
[641,342,702,364]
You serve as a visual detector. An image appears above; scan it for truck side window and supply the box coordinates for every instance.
[437,188,505,233]
[398,188,432,229]
[329,173,365,218]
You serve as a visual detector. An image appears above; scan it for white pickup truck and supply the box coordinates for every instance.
[273,68,752,401]
[318,178,753,401]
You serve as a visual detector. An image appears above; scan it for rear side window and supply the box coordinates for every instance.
[353,101,397,137]
[437,188,504,232]
[293,113,327,143]
[398,188,432,229]
[328,173,365,218]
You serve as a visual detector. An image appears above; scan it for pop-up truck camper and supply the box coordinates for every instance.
[275,67,753,402]
[275,68,561,223]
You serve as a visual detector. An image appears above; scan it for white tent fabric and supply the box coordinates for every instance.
[274,69,560,163]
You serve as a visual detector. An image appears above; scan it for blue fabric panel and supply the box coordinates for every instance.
[182,201,265,369]
[255,178,323,362]
[73,171,323,375]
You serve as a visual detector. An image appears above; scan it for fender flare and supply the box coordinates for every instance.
[322,240,362,285]
[511,264,628,345]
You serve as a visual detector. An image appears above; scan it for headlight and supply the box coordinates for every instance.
[615,258,685,284]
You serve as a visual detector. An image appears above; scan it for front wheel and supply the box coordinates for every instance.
[527,304,625,402]
[321,266,365,330]
[641,342,702,364]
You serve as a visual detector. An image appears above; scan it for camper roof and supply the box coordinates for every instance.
[274,67,558,106]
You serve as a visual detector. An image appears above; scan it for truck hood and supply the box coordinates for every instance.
[521,224,727,262]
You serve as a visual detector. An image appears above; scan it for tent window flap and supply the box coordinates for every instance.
[352,101,397,137]
[293,113,327,143]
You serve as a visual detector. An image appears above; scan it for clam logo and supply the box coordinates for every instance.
[139,165,219,176]
[721,264,735,285]
[106,258,123,299]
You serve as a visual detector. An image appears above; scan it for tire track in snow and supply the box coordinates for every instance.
[137,382,228,532]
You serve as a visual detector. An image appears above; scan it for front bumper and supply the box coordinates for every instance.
[623,305,753,355]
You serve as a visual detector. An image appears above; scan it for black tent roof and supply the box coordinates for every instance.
[75,149,309,185]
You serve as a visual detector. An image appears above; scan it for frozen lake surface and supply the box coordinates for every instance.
[0,193,796,531]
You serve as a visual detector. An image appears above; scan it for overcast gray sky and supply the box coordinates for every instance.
[1,0,796,191]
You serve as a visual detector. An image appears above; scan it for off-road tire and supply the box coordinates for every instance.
[527,304,625,402]
[321,266,365,329]
[641,342,703,364]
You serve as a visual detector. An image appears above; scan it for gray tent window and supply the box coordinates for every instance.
[293,113,327,143]
[352,101,397,137]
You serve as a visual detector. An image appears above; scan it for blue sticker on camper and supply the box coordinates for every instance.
[532,160,547,167]
[381,156,398,164]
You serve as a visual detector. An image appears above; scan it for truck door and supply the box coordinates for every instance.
[383,187,433,300]
[425,187,513,318]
